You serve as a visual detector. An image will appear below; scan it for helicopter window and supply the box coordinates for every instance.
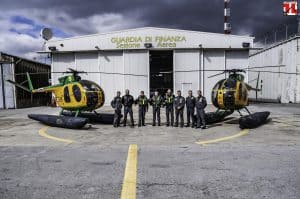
[213,79,224,90]
[64,86,71,103]
[242,84,247,101]
[238,83,243,100]
[72,85,82,102]
[224,79,236,89]
[80,80,101,91]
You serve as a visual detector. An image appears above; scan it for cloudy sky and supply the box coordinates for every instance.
[0,0,297,60]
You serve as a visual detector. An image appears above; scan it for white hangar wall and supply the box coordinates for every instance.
[48,27,253,105]
[249,36,300,103]
[51,49,250,105]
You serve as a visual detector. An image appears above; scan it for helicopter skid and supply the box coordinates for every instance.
[28,114,89,129]
[239,111,270,129]
[62,112,118,124]
[193,110,233,125]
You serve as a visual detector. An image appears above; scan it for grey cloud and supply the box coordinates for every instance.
[1,0,295,36]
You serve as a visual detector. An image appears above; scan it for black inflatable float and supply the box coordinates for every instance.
[62,112,117,124]
[239,111,270,129]
[28,114,89,129]
[193,110,233,125]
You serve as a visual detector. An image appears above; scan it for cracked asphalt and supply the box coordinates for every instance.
[0,104,300,199]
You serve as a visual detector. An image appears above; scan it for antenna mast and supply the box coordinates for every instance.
[224,0,231,34]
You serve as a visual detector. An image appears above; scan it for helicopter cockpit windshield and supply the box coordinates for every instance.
[223,78,236,89]
[80,80,101,92]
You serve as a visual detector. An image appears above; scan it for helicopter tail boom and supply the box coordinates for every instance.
[6,72,34,93]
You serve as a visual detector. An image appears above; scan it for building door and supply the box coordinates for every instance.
[149,51,173,96]
[181,83,192,96]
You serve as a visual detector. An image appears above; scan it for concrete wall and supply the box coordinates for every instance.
[0,63,15,109]
[249,37,300,103]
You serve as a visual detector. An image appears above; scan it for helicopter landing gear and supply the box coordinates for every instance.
[244,107,251,115]
[75,110,81,117]
[59,109,64,116]
[237,110,243,116]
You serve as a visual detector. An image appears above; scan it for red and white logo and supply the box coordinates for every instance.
[283,1,298,15]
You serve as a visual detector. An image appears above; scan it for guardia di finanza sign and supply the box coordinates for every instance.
[111,35,187,49]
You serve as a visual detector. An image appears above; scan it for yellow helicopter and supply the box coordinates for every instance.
[210,69,259,115]
[206,69,271,129]
[7,68,111,128]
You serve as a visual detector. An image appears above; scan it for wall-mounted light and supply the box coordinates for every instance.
[199,44,203,48]
[60,43,64,47]
[242,42,250,48]
[95,46,100,50]
[144,43,153,48]
[48,46,57,51]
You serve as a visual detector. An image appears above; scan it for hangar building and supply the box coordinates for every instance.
[45,27,253,104]
[249,36,300,103]
[0,52,51,109]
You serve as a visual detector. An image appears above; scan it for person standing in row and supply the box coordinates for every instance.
[111,91,122,128]
[174,90,185,128]
[195,90,207,129]
[121,89,135,127]
[150,91,163,126]
[185,90,196,128]
[164,89,175,127]
[136,91,148,127]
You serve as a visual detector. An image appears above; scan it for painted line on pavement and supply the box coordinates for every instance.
[120,144,138,199]
[195,129,249,145]
[38,126,74,145]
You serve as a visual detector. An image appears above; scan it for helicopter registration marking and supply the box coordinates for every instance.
[38,126,74,145]
[195,129,249,145]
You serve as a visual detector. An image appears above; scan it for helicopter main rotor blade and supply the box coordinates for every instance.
[208,71,225,78]
[247,70,300,75]
[245,64,285,69]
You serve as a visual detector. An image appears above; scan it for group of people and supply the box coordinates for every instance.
[110,89,207,129]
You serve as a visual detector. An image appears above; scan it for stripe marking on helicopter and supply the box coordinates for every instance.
[38,126,74,144]
[120,144,138,199]
[195,129,249,145]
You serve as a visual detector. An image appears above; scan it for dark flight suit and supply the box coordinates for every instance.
[174,96,185,127]
[121,94,134,127]
[185,96,196,127]
[150,95,163,126]
[136,95,148,127]
[196,96,207,128]
[165,94,175,126]
[111,96,122,127]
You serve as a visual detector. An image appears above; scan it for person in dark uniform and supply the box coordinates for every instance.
[164,89,175,127]
[121,89,135,127]
[150,91,163,126]
[174,90,185,128]
[135,91,148,127]
[185,90,196,128]
[195,90,207,129]
[111,91,122,128]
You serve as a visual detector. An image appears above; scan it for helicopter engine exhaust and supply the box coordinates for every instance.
[239,111,270,129]
[28,114,89,129]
